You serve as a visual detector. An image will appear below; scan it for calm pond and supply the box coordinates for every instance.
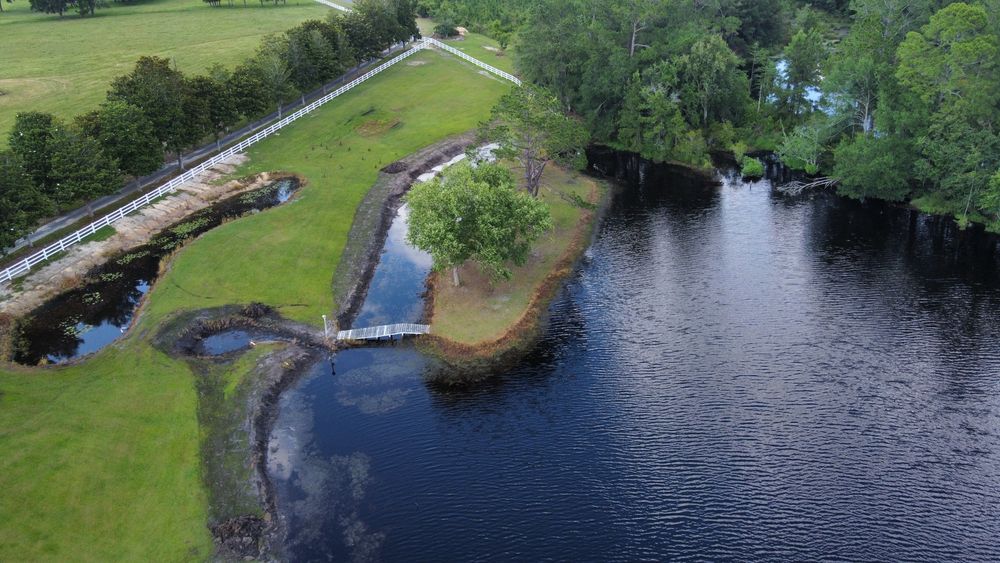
[15,178,298,365]
[268,163,1000,561]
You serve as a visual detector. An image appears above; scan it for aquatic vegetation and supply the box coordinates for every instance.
[171,217,213,238]
[116,250,150,266]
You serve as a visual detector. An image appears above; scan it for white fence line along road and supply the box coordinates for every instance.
[0,37,521,286]
[3,43,408,257]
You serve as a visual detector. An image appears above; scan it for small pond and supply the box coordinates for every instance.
[14,178,299,365]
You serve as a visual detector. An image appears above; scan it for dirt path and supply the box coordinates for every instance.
[0,155,281,318]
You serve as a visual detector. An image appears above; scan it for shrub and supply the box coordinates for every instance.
[741,156,764,179]
[435,21,459,38]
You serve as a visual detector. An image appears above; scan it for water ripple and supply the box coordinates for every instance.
[270,172,1000,562]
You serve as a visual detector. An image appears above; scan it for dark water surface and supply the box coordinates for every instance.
[15,178,298,365]
[269,168,1000,561]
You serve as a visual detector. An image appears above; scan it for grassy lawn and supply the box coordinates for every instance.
[0,347,211,561]
[142,46,512,327]
[431,165,603,345]
[0,0,329,145]
[416,18,515,74]
[0,45,510,561]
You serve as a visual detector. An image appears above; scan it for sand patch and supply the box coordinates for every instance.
[356,118,402,136]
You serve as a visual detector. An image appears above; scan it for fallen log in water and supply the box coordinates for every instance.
[777,176,840,195]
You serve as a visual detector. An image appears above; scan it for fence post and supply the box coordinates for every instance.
[0,43,467,286]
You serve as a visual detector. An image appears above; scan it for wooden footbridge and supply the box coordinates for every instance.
[336,323,430,342]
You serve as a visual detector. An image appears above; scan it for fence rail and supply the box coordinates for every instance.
[337,323,431,341]
[423,38,522,86]
[0,42,428,285]
[0,36,521,286]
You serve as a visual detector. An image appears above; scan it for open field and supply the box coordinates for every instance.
[0,0,329,145]
[430,165,602,345]
[416,18,514,74]
[0,44,511,561]
[141,46,512,327]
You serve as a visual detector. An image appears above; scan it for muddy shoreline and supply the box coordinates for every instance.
[418,173,613,383]
[331,132,477,328]
[161,133,479,559]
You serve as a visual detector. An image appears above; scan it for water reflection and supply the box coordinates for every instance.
[271,164,1000,561]
[16,178,300,365]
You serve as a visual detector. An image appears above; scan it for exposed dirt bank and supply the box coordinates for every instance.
[152,133,480,559]
[0,155,278,318]
[420,175,610,382]
[331,132,477,329]
[156,303,332,560]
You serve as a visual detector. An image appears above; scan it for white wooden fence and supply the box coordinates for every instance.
[0,43,428,284]
[423,38,522,86]
[0,37,521,286]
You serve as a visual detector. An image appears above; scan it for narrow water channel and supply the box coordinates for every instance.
[15,178,299,365]
[270,165,1000,561]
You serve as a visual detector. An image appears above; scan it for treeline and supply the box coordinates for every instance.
[416,0,535,47]
[25,0,150,17]
[0,0,418,250]
[511,0,845,169]
[432,0,1000,230]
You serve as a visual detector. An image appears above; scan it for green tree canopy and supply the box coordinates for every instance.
[406,162,552,285]
[76,101,163,177]
[480,84,589,197]
[0,152,51,250]
[677,34,749,127]
[47,128,120,208]
[108,57,189,156]
[8,111,57,191]
[832,133,913,201]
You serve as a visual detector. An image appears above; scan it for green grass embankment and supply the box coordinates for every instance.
[426,165,606,357]
[0,43,511,561]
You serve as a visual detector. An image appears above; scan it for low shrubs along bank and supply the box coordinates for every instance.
[0,0,419,250]
[0,45,511,561]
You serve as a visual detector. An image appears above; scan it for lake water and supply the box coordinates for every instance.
[268,165,1000,561]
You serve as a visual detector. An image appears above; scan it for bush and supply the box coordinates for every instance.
[731,140,748,161]
[741,156,764,179]
[435,21,459,38]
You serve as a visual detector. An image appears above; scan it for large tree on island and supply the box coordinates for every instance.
[406,162,552,287]
[480,85,589,197]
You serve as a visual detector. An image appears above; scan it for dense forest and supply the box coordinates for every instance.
[421,0,1000,231]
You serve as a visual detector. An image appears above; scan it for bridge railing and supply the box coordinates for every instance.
[0,42,428,286]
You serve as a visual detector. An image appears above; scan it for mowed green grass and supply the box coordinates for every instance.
[143,46,512,326]
[431,165,601,344]
[0,347,211,561]
[0,46,510,561]
[0,0,329,144]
